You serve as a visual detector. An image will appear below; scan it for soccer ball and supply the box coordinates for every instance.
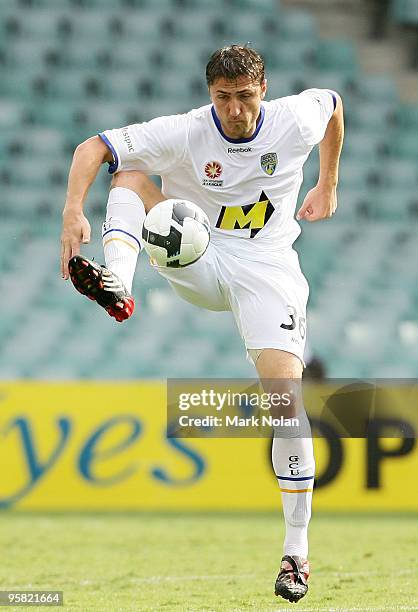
[142,199,210,268]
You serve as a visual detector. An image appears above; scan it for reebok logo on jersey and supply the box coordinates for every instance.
[122,127,134,153]
[215,190,275,238]
[227,147,252,153]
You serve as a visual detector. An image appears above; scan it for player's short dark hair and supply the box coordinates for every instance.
[206,45,265,87]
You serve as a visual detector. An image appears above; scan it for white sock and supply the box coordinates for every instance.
[272,410,315,558]
[102,187,146,293]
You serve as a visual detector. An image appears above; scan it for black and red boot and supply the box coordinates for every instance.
[68,255,135,322]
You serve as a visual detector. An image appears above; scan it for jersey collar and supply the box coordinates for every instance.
[211,104,265,144]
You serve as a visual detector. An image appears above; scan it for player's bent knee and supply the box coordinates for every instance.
[111,172,164,208]
[111,170,149,191]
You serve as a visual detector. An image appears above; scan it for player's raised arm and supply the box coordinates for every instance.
[297,93,344,222]
[60,135,113,279]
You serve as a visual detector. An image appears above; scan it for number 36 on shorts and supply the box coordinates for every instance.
[280,305,306,340]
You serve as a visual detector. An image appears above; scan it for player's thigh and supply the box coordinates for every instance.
[226,249,309,366]
[253,348,303,379]
[111,171,165,210]
[153,243,228,311]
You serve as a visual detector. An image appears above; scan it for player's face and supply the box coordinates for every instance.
[209,76,267,140]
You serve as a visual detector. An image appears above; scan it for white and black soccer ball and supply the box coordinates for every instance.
[142,199,210,268]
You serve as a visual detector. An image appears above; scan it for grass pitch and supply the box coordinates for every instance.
[0,512,416,611]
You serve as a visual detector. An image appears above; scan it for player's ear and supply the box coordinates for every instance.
[261,79,267,98]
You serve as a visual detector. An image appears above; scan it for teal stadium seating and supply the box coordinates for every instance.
[0,0,417,379]
[315,39,358,73]
[391,0,418,25]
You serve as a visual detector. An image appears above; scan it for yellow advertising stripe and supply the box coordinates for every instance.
[103,237,139,253]
[0,382,417,511]
[280,488,313,493]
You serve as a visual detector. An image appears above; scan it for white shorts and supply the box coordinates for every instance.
[154,240,309,365]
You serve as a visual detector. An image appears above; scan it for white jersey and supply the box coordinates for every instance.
[100,89,335,256]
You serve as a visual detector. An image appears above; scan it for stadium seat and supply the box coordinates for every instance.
[381,159,418,188]
[81,102,133,133]
[4,159,68,188]
[356,75,399,103]
[104,71,154,100]
[370,189,417,220]
[15,0,74,6]
[105,43,158,72]
[227,13,280,43]
[118,9,173,41]
[57,11,124,40]
[32,102,89,130]
[396,104,418,129]
[338,160,380,190]
[48,70,105,99]
[168,11,227,42]
[125,0,171,8]
[342,320,395,364]
[0,9,69,40]
[260,41,314,71]
[279,9,316,40]
[350,102,396,130]
[30,363,83,380]
[300,70,354,95]
[1,309,68,367]
[226,0,280,12]
[0,100,25,128]
[343,131,389,158]
[136,99,193,122]
[389,133,418,159]
[391,0,418,24]
[315,39,358,72]
[68,0,143,7]
[151,68,205,101]
[266,72,302,98]
[1,127,66,161]
[0,70,48,98]
[1,186,66,219]
[335,189,375,220]
[3,40,60,71]
[62,42,111,70]
[306,311,347,361]
[161,42,212,72]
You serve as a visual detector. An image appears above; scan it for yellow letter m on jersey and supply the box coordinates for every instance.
[215,191,275,238]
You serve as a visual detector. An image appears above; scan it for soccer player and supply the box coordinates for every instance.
[60,45,344,603]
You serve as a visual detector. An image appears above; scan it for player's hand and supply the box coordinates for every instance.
[296,183,337,222]
[60,210,91,279]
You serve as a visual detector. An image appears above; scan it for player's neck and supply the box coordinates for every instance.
[213,106,265,142]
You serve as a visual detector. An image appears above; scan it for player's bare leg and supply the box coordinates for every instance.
[253,349,313,603]
[111,170,165,212]
[70,171,163,321]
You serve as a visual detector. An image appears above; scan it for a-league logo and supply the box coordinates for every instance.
[205,161,222,179]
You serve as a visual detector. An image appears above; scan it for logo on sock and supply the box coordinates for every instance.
[288,455,300,476]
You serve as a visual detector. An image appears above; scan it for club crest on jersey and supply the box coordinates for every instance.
[203,161,224,187]
[260,152,278,176]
